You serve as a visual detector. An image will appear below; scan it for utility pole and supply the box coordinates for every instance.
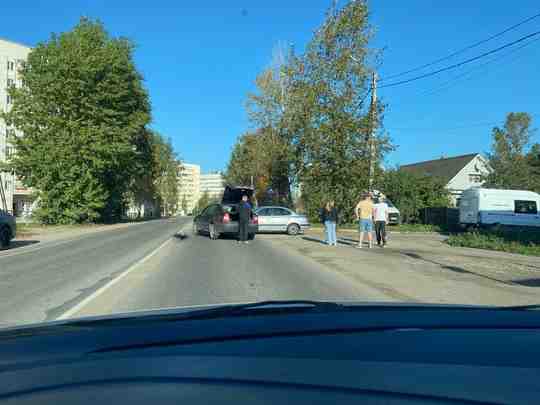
[367,71,378,192]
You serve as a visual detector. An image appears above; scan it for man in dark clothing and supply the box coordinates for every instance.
[237,195,252,244]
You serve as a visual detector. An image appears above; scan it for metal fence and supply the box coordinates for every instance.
[421,207,459,230]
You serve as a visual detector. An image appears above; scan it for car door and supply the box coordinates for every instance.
[255,208,272,232]
[269,208,292,232]
[198,206,213,233]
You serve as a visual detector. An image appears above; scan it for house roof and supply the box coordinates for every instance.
[399,153,480,183]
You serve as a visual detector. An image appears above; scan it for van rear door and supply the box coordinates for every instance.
[459,192,478,224]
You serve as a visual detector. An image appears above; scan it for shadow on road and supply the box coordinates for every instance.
[512,278,540,287]
[302,236,357,247]
[5,240,40,250]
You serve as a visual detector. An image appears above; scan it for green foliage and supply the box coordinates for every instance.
[151,134,179,216]
[3,18,151,224]
[447,227,540,256]
[227,1,392,223]
[381,169,450,223]
[485,112,537,190]
[286,1,392,224]
[180,196,189,215]
[193,191,217,216]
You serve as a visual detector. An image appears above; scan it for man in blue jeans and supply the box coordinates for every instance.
[355,193,374,248]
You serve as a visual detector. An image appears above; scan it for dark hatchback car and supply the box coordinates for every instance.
[193,186,258,240]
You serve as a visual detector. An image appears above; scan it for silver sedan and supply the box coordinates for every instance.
[254,206,310,235]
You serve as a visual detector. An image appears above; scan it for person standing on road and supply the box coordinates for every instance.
[373,196,389,247]
[355,193,374,249]
[238,195,252,244]
[321,201,338,246]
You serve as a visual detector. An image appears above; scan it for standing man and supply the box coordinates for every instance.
[355,193,374,249]
[238,194,252,244]
[373,196,389,247]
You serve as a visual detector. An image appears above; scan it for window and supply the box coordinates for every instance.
[514,200,538,215]
[7,61,14,71]
[271,208,291,216]
[6,146,14,159]
[469,174,482,183]
[7,78,14,87]
[6,95,12,105]
[256,208,271,216]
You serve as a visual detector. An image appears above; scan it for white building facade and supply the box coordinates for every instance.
[178,163,201,215]
[200,172,225,200]
[0,38,31,215]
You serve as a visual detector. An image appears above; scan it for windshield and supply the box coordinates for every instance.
[1,1,539,328]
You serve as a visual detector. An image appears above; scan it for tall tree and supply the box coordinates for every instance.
[245,59,294,205]
[150,133,179,217]
[225,132,270,203]
[286,1,392,222]
[3,18,151,223]
[485,112,534,190]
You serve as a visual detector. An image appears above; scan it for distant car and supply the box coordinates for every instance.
[255,206,310,235]
[193,185,258,240]
[0,210,16,249]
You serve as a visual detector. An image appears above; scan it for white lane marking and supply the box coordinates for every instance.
[56,237,174,320]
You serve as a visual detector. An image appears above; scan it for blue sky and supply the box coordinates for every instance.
[2,1,539,172]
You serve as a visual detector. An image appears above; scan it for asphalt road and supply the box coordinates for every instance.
[71,224,391,318]
[0,217,189,325]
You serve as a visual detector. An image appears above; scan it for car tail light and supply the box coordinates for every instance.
[223,212,230,223]
[252,215,258,225]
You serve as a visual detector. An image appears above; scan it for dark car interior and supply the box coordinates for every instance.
[0,304,539,404]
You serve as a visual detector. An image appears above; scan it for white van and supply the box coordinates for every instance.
[459,188,540,228]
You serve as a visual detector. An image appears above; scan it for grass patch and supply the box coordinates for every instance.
[390,223,443,233]
[447,228,540,256]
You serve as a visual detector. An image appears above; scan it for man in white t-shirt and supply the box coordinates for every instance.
[373,196,389,247]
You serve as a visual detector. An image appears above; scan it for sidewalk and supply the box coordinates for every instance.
[262,230,540,306]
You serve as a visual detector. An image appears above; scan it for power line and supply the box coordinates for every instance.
[417,36,540,98]
[378,31,540,89]
[381,12,540,81]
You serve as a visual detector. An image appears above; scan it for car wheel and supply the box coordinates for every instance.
[193,222,199,235]
[209,223,220,240]
[287,223,300,236]
[0,226,10,250]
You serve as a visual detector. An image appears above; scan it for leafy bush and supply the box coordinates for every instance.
[447,227,540,256]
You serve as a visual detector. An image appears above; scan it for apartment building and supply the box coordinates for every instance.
[0,38,31,215]
[200,172,225,200]
[178,163,201,214]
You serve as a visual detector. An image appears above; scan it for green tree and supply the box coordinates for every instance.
[181,196,188,215]
[3,18,151,224]
[286,1,392,223]
[526,143,540,193]
[381,169,450,223]
[194,191,211,216]
[485,113,534,190]
[150,133,179,217]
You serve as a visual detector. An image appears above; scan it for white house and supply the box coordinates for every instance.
[400,153,492,206]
